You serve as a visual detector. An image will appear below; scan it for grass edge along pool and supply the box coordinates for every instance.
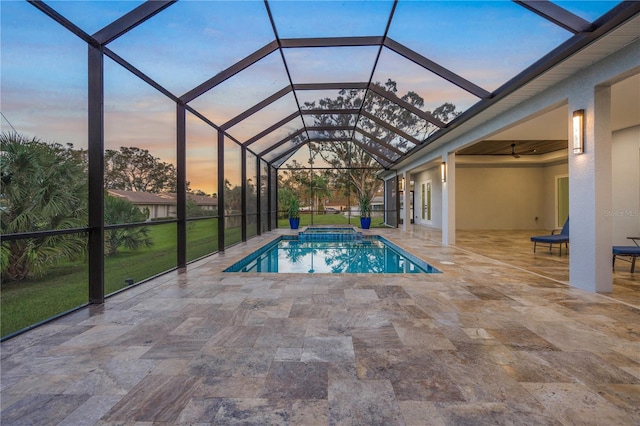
[224,235,441,274]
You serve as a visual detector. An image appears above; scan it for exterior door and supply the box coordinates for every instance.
[421,181,432,223]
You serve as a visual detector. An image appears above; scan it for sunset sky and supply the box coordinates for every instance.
[0,0,620,194]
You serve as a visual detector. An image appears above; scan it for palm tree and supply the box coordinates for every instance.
[1,132,87,281]
[103,194,152,256]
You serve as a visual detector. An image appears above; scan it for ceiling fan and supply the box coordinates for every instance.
[510,143,520,159]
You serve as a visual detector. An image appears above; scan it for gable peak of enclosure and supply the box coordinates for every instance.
[29,0,638,171]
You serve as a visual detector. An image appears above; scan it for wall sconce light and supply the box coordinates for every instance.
[572,109,584,154]
[440,162,446,182]
[399,177,405,192]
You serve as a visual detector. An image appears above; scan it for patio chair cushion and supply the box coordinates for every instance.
[612,246,640,256]
[530,234,570,243]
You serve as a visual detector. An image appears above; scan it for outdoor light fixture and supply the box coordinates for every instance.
[400,177,405,191]
[573,109,584,154]
[440,162,447,182]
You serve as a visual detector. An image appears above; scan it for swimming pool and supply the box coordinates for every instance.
[224,234,440,274]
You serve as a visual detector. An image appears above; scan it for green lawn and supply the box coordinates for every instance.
[1,215,387,337]
[1,219,223,337]
[0,262,90,337]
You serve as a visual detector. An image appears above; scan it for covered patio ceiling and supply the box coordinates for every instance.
[33,0,640,170]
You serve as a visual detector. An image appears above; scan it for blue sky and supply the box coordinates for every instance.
[0,0,621,193]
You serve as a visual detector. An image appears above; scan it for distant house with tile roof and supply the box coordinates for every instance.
[107,189,217,220]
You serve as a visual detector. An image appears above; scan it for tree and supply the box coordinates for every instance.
[0,132,88,281]
[223,179,242,213]
[278,160,306,192]
[277,187,296,219]
[103,193,152,256]
[309,171,332,213]
[304,79,460,204]
[104,146,179,193]
[186,199,214,218]
[279,166,332,214]
[245,177,258,214]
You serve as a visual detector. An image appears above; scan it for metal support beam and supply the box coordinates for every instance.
[221,86,292,130]
[267,165,273,231]
[88,44,104,304]
[241,146,247,242]
[176,102,187,270]
[217,132,225,251]
[93,1,176,45]
[360,110,422,147]
[311,136,352,144]
[183,106,243,146]
[280,36,384,48]
[104,48,179,102]
[351,139,391,168]
[368,84,447,128]
[353,128,404,157]
[244,111,299,147]
[293,82,369,91]
[259,128,306,156]
[301,109,361,116]
[396,176,401,228]
[515,1,592,34]
[259,125,354,159]
[383,38,491,99]
[256,159,262,236]
[307,126,353,132]
[181,41,279,103]
[270,151,297,168]
[243,109,359,146]
[269,142,309,168]
[28,0,97,47]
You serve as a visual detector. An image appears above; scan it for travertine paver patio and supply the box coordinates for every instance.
[1,227,639,425]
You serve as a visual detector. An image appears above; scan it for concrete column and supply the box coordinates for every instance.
[569,85,612,292]
[442,153,456,245]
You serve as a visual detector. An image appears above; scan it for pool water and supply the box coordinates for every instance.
[224,235,440,274]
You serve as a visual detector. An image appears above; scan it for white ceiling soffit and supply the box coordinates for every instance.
[484,71,639,143]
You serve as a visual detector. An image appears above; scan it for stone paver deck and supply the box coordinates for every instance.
[2,227,639,425]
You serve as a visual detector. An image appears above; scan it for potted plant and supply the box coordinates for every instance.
[288,196,300,229]
[359,193,372,229]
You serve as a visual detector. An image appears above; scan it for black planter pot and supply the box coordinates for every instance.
[360,217,371,229]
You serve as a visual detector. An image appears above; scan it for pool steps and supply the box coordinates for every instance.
[297,226,363,241]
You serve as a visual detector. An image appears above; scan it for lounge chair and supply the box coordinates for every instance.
[531,218,569,256]
[613,237,640,273]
